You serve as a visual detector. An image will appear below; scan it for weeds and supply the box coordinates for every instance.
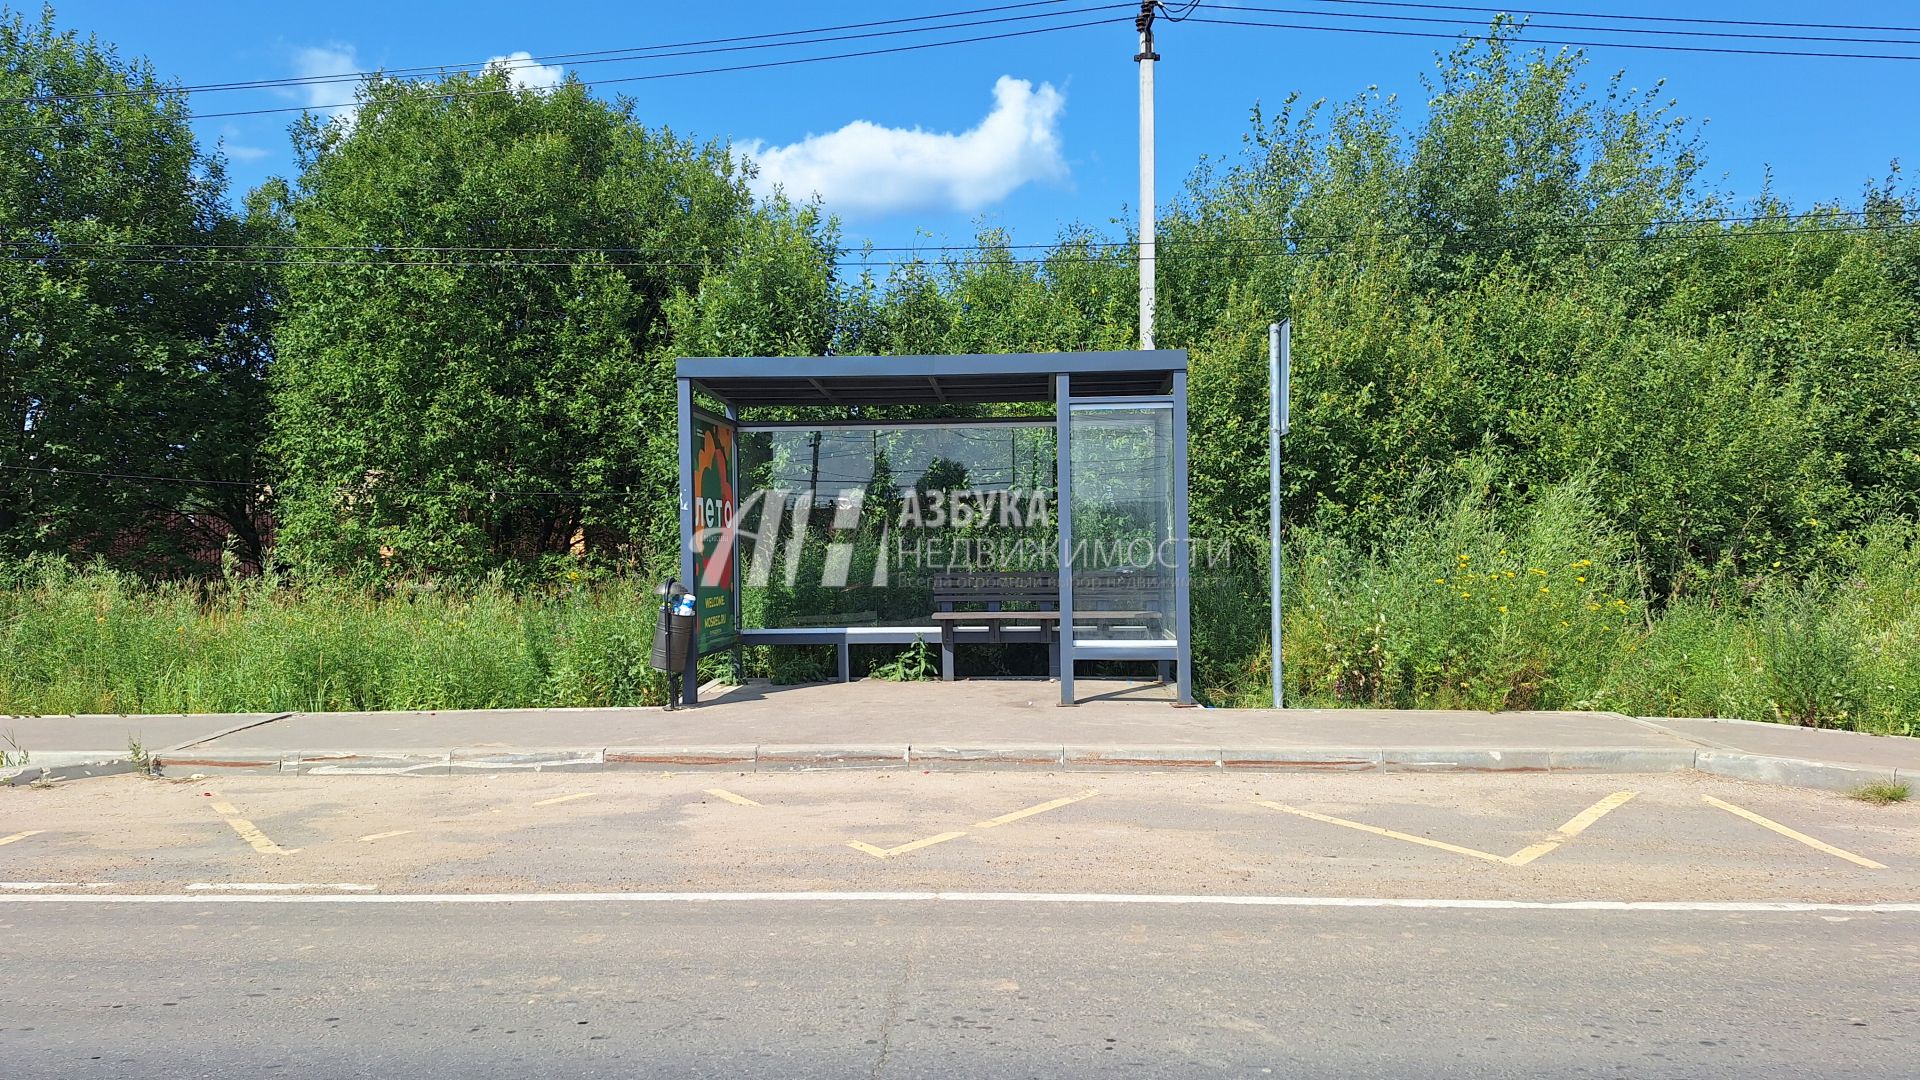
[1214,478,1920,734]
[0,558,672,713]
[1848,782,1911,807]
[871,638,937,682]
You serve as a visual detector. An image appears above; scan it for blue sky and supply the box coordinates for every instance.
[44,1,1920,252]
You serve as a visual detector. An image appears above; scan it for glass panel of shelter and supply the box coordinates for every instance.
[734,421,1059,629]
[1066,402,1176,645]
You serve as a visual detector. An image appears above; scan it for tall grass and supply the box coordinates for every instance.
[1208,480,1920,736]
[6,492,1918,734]
[0,559,669,714]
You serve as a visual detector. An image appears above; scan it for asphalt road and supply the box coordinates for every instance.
[3,898,1915,1078]
[5,770,1916,1076]
[5,770,1916,900]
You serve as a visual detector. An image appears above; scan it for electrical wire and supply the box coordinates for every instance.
[2,209,1907,260]
[201,15,1124,122]
[1221,4,1920,47]
[1,222,1912,274]
[1182,14,1920,61]
[0,463,645,499]
[1290,0,1920,36]
[2,12,1127,123]
[2,216,1911,271]
[1,1,1100,106]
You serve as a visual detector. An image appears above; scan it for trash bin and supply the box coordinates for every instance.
[650,581,695,674]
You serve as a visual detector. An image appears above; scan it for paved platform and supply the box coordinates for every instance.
[7,680,1917,792]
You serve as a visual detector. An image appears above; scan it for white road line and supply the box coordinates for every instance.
[0,891,1914,911]
[184,883,378,892]
[0,882,78,890]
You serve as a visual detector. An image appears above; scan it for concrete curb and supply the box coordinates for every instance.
[1692,750,1898,794]
[131,744,1912,794]
[3,756,146,786]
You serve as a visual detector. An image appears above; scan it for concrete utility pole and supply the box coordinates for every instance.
[1135,1,1158,350]
[1270,320,1290,709]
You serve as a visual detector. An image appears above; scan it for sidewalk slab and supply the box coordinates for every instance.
[171,683,1696,754]
[1638,716,1920,771]
[0,714,274,756]
[16,682,1918,793]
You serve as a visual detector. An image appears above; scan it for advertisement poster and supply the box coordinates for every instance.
[690,412,738,653]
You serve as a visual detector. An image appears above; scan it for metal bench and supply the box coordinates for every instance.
[931,572,1168,681]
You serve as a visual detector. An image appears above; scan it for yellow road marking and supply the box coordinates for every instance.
[1703,795,1887,870]
[1256,801,1510,864]
[357,830,414,843]
[846,788,1101,860]
[1505,791,1639,866]
[206,801,296,855]
[972,789,1099,829]
[0,830,45,847]
[532,792,597,807]
[847,831,970,859]
[705,788,761,807]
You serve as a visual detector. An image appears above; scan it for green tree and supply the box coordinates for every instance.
[269,68,835,579]
[1,5,275,570]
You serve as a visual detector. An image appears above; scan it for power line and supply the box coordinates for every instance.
[1223,4,1920,47]
[3,11,1121,123]
[2,219,1913,273]
[1291,0,1920,36]
[0,463,647,500]
[1184,13,1920,61]
[3,209,1908,261]
[196,16,1124,122]
[1,1,1099,106]
[11,3,1121,111]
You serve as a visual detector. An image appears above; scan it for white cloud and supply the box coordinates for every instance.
[217,125,272,162]
[482,51,565,92]
[739,76,1067,217]
[291,43,362,127]
[292,44,359,110]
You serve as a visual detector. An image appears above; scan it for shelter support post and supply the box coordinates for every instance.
[1172,370,1193,705]
[1055,373,1076,706]
[676,376,699,706]
[726,400,744,687]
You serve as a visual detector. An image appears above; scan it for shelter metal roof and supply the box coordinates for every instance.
[677,350,1186,408]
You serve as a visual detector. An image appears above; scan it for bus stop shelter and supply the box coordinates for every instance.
[674,350,1193,707]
